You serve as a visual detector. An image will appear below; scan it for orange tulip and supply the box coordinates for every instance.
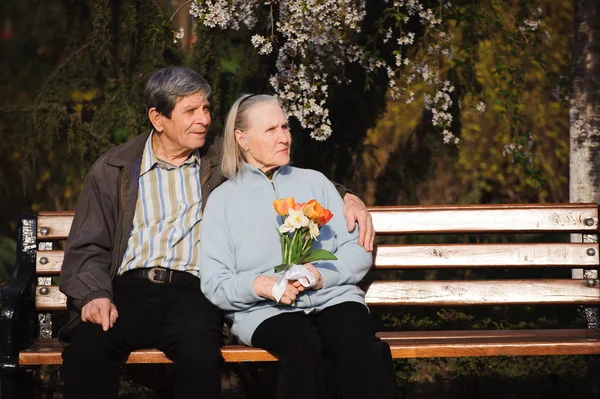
[302,199,320,219]
[315,208,333,226]
[273,197,296,216]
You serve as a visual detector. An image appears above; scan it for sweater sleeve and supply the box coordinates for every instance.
[312,177,373,288]
[199,190,265,311]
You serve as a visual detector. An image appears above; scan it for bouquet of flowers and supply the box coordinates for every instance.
[271,197,337,302]
[273,197,337,272]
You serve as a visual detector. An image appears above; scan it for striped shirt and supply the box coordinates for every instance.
[118,132,203,277]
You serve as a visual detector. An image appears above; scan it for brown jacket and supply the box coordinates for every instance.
[58,130,224,342]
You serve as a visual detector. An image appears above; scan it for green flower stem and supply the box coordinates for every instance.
[288,229,301,264]
[300,233,312,257]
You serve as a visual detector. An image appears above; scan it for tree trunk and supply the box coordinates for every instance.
[570,0,600,327]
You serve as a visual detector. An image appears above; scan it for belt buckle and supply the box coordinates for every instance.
[147,267,167,284]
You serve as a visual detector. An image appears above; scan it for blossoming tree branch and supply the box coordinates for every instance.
[180,0,554,173]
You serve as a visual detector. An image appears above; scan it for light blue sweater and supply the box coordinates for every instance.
[199,163,373,346]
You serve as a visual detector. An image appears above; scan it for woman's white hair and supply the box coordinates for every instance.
[221,94,284,178]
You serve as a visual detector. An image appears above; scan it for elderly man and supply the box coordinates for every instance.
[59,66,374,399]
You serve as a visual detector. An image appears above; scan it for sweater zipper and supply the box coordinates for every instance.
[268,171,285,225]
[268,169,280,198]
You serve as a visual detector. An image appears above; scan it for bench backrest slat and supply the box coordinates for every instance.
[363,279,600,306]
[37,212,74,240]
[37,242,600,274]
[36,250,66,274]
[37,204,599,239]
[375,243,600,268]
[369,204,598,234]
[36,279,600,311]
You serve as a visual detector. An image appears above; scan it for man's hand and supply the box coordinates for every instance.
[343,193,375,252]
[81,297,119,331]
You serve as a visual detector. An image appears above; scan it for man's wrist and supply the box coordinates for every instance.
[80,290,113,310]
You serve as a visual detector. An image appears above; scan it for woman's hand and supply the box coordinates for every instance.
[253,275,305,305]
[290,263,323,290]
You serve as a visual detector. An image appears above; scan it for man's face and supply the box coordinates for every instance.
[158,91,211,153]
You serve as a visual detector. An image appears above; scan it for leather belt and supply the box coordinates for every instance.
[124,267,199,285]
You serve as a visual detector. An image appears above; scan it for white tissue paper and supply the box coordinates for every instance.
[271,264,317,303]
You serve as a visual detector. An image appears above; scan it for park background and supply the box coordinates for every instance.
[1,0,600,397]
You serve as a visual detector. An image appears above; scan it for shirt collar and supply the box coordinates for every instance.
[140,131,201,176]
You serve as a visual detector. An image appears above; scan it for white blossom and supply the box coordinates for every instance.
[442,129,459,144]
[398,32,415,45]
[383,27,393,43]
[519,20,540,33]
[251,34,273,55]
[173,27,184,43]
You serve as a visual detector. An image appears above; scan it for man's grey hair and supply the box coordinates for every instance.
[144,66,211,118]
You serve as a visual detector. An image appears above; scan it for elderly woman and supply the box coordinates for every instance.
[199,94,396,399]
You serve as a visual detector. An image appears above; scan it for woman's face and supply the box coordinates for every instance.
[237,103,291,173]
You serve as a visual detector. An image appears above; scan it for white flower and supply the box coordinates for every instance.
[251,34,273,55]
[308,220,320,239]
[398,32,415,45]
[519,19,540,32]
[442,129,459,145]
[475,101,486,113]
[251,34,265,47]
[173,27,184,43]
[383,27,393,43]
[279,208,309,233]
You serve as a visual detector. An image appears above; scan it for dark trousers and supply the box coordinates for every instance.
[62,272,223,399]
[251,302,397,399]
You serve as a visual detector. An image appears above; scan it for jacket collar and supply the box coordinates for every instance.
[105,130,222,168]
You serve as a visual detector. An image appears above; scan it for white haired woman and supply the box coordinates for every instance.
[199,94,396,399]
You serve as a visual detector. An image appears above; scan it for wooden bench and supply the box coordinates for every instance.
[2,203,600,398]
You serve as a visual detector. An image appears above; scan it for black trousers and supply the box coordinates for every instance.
[62,272,223,399]
[251,302,397,399]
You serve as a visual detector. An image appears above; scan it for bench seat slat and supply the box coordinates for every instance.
[36,279,600,311]
[369,204,598,234]
[375,243,600,268]
[20,329,600,365]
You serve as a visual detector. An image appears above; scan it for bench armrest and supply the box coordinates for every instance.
[0,215,38,375]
